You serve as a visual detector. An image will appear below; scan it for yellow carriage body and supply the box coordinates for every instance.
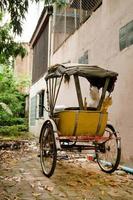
[56,110,108,137]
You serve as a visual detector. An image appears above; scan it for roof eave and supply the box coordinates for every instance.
[30,5,53,48]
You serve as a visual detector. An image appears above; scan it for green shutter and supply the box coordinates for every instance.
[78,51,88,64]
[120,20,133,51]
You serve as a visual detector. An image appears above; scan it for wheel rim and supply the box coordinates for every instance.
[40,126,56,176]
[97,127,119,172]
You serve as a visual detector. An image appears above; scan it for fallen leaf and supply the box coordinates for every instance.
[44,185,54,192]
[128,175,133,180]
[37,181,42,186]
[30,183,35,188]
[19,168,25,173]
[32,193,41,197]
[59,193,66,198]
[13,176,21,182]
[66,182,75,187]
[14,196,20,200]
[38,186,44,191]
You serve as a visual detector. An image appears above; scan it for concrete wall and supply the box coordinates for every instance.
[51,0,133,166]
[14,43,32,94]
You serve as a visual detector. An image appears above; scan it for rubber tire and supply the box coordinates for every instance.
[96,124,121,173]
[40,123,57,177]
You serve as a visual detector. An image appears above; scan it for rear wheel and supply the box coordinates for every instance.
[96,124,121,173]
[40,123,57,177]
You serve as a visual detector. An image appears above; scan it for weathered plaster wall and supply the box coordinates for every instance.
[51,0,133,165]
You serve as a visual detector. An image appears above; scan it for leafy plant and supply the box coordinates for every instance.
[0,0,67,35]
[0,124,28,136]
[0,65,26,126]
[0,13,27,65]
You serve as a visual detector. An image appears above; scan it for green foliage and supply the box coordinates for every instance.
[0,11,29,137]
[0,0,40,35]
[0,16,27,65]
[0,0,67,35]
[0,124,28,136]
[0,117,26,126]
[16,75,31,92]
[0,66,26,127]
[45,0,67,6]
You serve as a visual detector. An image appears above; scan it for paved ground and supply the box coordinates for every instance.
[0,140,133,200]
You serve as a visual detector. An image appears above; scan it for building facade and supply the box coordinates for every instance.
[29,6,53,134]
[14,43,32,116]
[29,0,133,166]
[14,43,32,94]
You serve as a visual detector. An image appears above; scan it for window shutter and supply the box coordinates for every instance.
[120,20,133,51]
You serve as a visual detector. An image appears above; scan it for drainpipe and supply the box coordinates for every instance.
[101,160,133,174]
[87,155,133,174]
[48,14,52,68]
[119,166,133,174]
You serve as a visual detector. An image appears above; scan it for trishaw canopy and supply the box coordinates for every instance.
[45,64,118,93]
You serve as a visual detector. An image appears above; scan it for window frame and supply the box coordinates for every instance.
[38,90,45,118]
[119,20,133,51]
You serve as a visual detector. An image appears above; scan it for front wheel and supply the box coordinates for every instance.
[96,124,121,173]
[40,122,57,177]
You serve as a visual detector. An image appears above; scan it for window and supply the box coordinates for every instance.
[39,90,45,118]
[70,0,102,12]
[119,20,133,51]
[53,0,102,52]
[32,23,48,83]
[78,51,88,64]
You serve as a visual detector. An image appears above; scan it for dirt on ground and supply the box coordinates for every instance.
[0,139,133,200]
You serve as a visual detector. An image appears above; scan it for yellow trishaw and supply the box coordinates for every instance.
[39,64,121,177]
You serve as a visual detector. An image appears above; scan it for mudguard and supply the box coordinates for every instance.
[39,119,61,150]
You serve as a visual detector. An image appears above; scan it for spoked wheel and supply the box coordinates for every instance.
[40,123,57,177]
[96,124,121,173]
